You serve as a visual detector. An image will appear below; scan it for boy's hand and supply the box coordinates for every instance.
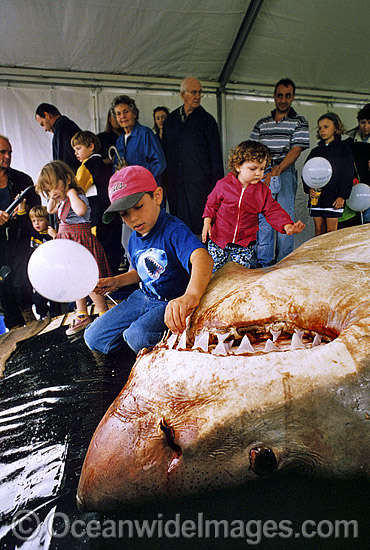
[284,220,305,235]
[166,248,213,334]
[165,293,200,334]
[94,277,118,295]
[202,218,212,243]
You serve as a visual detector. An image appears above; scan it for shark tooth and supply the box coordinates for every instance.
[212,332,231,356]
[176,331,187,350]
[192,331,209,352]
[270,329,281,342]
[234,334,255,355]
[264,339,280,353]
[167,333,178,349]
[290,330,306,350]
[225,340,234,351]
[312,333,322,347]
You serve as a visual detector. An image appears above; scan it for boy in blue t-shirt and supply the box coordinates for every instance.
[84,165,213,354]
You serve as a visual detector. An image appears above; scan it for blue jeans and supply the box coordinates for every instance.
[84,289,168,354]
[363,206,370,223]
[256,166,297,267]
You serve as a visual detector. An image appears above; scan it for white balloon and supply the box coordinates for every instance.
[346,183,370,212]
[302,157,333,189]
[28,239,99,302]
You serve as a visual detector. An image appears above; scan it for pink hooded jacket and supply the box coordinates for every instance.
[203,172,293,249]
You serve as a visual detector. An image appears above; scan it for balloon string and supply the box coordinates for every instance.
[354,160,360,181]
[105,293,118,306]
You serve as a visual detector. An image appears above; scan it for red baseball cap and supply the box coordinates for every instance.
[103,165,157,224]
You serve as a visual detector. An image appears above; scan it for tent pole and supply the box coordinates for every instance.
[217,0,264,168]
[217,88,228,170]
[218,0,264,89]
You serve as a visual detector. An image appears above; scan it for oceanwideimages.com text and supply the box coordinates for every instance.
[12,510,359,544]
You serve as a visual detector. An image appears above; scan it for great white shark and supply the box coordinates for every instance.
[77,225,370,511]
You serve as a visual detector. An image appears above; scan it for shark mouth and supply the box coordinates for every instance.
[163,325,328,356]
[144,256,165,279]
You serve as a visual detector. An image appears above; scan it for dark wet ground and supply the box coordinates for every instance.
[0,326,370,550]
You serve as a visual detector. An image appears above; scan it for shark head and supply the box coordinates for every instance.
[77,226,370,510]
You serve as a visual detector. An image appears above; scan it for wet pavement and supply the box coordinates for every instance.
[0,326,369,549]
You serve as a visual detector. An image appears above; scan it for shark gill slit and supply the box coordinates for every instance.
[159,418,182,455]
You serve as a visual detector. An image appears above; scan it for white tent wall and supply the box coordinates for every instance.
[0,85,95,175]
[0,81,366,249]
[0,84,221,182]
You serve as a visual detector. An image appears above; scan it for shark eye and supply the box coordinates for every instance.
[249,446,277,476]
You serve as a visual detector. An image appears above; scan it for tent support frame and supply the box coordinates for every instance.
[217,0,264,163]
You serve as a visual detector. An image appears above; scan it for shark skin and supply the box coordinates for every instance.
[77,225,370,511]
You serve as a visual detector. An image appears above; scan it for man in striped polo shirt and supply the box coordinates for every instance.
[250,78,309,267]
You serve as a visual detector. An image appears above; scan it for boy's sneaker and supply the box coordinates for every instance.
[65,315,93,336]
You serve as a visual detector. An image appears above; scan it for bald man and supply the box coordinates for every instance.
[162,76,224,236]
[0,135,40,328]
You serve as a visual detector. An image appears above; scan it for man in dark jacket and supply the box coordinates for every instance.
[162,77,224,235]
[35,103,81,172]
[0,135,41,328]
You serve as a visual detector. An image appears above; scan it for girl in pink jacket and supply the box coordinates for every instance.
[202,140,304,271]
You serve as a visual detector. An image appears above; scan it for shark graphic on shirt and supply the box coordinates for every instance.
[135,247,168,299]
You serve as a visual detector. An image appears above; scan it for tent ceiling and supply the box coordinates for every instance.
[0,0,369,98]
[232,0,370,96]
[0,0,245,82]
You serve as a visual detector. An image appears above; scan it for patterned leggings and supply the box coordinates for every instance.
[208,240,257,272]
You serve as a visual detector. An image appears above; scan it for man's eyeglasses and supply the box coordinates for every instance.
[185,90,203,97]
[0,150,12,155]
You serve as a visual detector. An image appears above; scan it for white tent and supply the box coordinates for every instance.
[0,0,369,244]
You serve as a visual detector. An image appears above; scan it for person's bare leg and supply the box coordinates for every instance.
[90,292,108,315]
[326,218,339,232]
[65,296,92,335]
[75,297,88,315]
[313,216,326,236]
